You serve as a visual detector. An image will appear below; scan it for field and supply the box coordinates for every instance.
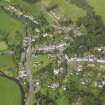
[30,54,51,75]
[1,0,86,24]
[88,0,105,24]
[0,76,22,105]
[9,0,42,17]
[0,55,17,76]
[0,10,23,33]
[41,0,86,21]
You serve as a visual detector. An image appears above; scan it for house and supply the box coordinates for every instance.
[48,82,59,89]
[94,47,105,52]
[80,78,90,85]
[62,82,70,91]
[77,65,83,72]
[53,67,64,75]
[69,65,83,76]
[95,80,105,88]
[42,33,48,37]
[35,81,40,86]
[53,69,59,75]
[19,71,27,78]
[35,28,40,33]
[87,64,95,68]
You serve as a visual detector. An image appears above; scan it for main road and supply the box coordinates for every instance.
[25,36,33,105]
[64,54,105,64]
[20,35,34,105]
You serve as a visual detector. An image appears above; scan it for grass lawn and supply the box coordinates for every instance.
[57,95,69,105]
[0,41,8,51]
[30,54,51,75]
[0,76,22,105]
[88,0,105,24]
[0,10,23,33]
[0,54,17,76]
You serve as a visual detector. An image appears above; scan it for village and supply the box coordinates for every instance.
[1,0,105,105]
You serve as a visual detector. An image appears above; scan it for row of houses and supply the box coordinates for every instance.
[33,42,67,54]
[1,4,39,24]
[19,36,34,79]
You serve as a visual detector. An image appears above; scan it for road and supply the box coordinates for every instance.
[20,35,33,105]
[64,54,105,64]
[25,36,33,105]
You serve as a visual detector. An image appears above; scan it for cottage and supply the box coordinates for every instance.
[95,80,105,88]
[48,82,59,89]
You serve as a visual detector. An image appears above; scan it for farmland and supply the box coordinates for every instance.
[0,54,17,76]
[41,0,86,21]
[0,76,22,105]
[0,0,86,24]
[0,10,23,33]
[88,0,105,24]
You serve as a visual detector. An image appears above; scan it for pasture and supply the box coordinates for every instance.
[0,76,22,105]
[42,0,86,21]
[88,0,105,24]
[0,54,17,76]
[0,10,23,33]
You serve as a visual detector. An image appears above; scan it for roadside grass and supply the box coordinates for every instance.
[0,10,23,33]
[88,0,105,24]
[0,41,8,51]
[0,76,22,105]
[0,54,17,76]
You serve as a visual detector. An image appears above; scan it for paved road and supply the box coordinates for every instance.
[20,35,33,105]
[64,54,105,64]
[25,36,33,105]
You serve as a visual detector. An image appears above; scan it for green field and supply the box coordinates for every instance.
[88,0,105,24]
[10,0,54,24]
[0,10,23,33]
[0,55,17,76]
[9,0,42,17]
[42,0,86,21]
[30,55,51,75]
[0,41,8,51]
[1,0,86,23]
[0,76,22,105]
